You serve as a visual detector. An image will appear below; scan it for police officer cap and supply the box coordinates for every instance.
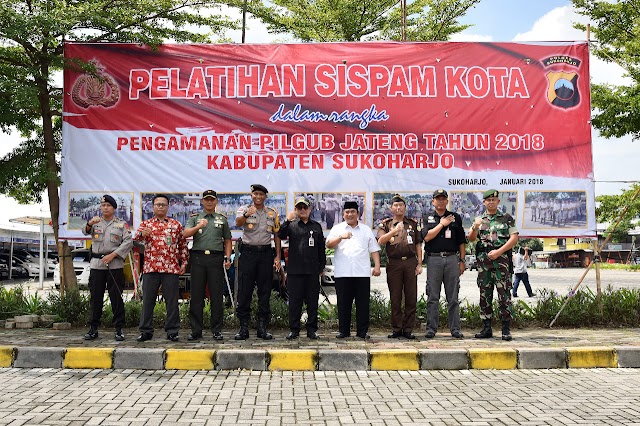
[294,196,310,207]
[343,201,359,210]
[390,194,406,204]
[251,184,268,194]
[432,189,448,199]
[483,189,499,199]
[101,195,117,209]
[202,189,217,199]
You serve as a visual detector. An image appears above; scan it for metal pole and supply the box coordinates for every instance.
[39,218,45,289]
[241,0,247,43]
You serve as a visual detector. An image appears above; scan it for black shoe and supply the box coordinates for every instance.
[83,327,99,340]
[257,330,273,340]
[136,332,153,342]
[212,332,224,341]
[475,319,493,339]
[167,333,179,342]
[402,332,416,340]
[235,325,249,340]
[286,331,299,340]
[512,293,519,298]
[115,328,125,341]
[425,330,436,339]
[451,330,464,339]
[307,331,320,340]
[501,321,513,341]
[187,333,202,341]
[388,331,403,338]
[356,333,370,340]
[527,293,534,297]
[336,332,350,339]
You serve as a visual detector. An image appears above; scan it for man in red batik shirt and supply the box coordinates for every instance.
[134,194,189,342]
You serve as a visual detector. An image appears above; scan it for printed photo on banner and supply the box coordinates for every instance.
[373,192,433,229]
[67,192,134,229]
[522,191,587,230]
[140,193,201,226]
[294,192,365,230]
[217,192,287,231]
[449,191,518,230]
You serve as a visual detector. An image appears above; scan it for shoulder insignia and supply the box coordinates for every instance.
[190,213,199,217]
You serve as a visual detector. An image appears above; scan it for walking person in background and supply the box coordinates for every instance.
[512,247,534,298]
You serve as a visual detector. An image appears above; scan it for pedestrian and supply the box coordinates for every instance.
[134,194,189,342]
[182,190,232,341]
[82,194,133,341]
[234,184,281,340]
[512,246,534,297]
[326,201,381,339]
[468,189,519,341]
[278,196,326,340]
[376,194,422,340]
[421,189,466,339]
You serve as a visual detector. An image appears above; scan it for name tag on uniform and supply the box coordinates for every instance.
[445,229,451,239]
[407,235,413,244]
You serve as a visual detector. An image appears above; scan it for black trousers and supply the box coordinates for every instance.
[287,274,320,333]
[189,251,225,334]
[335,277,370,336]
[237,249,273,324]
[88,268,125,329]
[139,273,180,335]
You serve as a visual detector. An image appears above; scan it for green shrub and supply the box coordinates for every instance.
[46,288,89,325]
[0,287,27,319]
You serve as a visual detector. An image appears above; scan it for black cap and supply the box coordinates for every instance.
[483,189,499,199]
[294,196,310,207]
[390,194,406,204]
[433,189,448,199]
[251,184,268,194]
[202,190,217,199]
[343,201,359,210]
[101,195,117,209]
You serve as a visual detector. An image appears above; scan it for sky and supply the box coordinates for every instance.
[1,0,638,228]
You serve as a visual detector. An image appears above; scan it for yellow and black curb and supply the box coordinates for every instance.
[1,346,638,370]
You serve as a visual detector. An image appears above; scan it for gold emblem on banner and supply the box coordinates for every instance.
[71,61,120,109]
[248,224,254,229]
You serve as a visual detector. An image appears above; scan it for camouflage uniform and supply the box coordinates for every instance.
[475,210,518,321]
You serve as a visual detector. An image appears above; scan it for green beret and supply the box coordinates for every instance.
[483,189,499,199]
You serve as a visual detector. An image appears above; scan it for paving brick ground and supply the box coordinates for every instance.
[1,368,640,425]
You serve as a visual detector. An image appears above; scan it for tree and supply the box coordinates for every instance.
[595,183,640,243]
[228,0,479,42]
[573,0,640,140]
[0,1,236,289]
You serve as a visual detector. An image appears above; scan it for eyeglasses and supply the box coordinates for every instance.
[154,203,168,207]
[295,205,309,210]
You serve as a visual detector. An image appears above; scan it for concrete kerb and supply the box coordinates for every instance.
[2,346,640,370]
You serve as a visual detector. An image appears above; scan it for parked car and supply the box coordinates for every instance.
[322,254,335,286]
[0,260,8,280]
[0,254,40,278]
[465,254,478,271]
[53,248,91,289]
[1,249,56,276]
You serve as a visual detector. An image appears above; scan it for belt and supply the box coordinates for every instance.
[388,255,415,261]
[241,244,272,252]
[90,253,107,259]
[427,251,458,257]
[191,250,223,255]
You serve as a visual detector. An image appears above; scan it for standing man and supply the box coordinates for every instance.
[278,196,326,340]
[134,194,189,342]
[468,189,519,341]
[183,190,232,341]
[512,247,534,298]
[82,195,133,341]
[235,184,281,340]
[324,194,340,229]
[377,194,422,339]
[326,201,381,339]
[421,189,466,339]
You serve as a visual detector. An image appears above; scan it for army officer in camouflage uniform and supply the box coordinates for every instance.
[468,189,519,341]
[183,190,232,341]
[82,194,133,341]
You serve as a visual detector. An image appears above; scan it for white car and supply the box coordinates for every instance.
[53,249,91,289]
[322,254,335,286]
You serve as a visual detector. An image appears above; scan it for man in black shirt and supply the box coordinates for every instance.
[278,196,326,339]
[422,189,466,339]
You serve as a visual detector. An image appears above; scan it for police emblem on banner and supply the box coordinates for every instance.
[71,62,120,109]
[546,71,580,109]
